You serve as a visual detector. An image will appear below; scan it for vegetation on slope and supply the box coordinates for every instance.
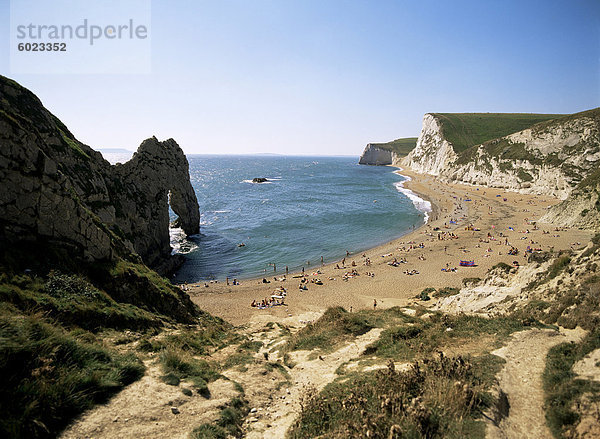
[0,252,232,438]
[371,137,418,157]
[485,235,600,437]
[539,237,600,438]
[578,167,600,190]
[287,307,540,438]
[543,329,600,438]
[290,354,496,439]
[433,113,563,153]
[452,108,600,181]
[0,75,228,438]
[283,307,375,354]
[0,306,145,439]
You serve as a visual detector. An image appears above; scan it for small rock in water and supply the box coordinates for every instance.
[171,407,180,415]
[252,177,268,183]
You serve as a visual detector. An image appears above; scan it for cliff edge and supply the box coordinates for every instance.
[402,109,600,200]
[0,75,199,274]
[359,137,417,165]
[358,144,394,165]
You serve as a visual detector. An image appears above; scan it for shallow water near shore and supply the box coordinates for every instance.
[102,152,429,281]
[175,155,430,282]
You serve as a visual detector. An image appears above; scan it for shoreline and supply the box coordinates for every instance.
[174,164,437,283]
[187,167,593,325]
[392,167,434,224]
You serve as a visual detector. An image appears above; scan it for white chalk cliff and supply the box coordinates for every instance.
[358,144,394,165]
[402,110,600,200]
[401,114,458,175]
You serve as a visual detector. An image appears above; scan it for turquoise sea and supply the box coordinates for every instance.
[102,152,430,282]
[173,155,430,282]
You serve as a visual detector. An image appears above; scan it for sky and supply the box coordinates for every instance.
[1,0,599,156]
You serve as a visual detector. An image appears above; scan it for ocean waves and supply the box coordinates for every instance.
[393,170,432,223]
[171,156,426,282]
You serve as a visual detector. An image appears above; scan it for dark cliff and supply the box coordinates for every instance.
[0,75,200,274]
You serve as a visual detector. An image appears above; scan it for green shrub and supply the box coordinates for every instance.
[491,262,512,273]
[190,423,228,439]
[434,287,460,298]
[419,287,435,301]
[364,314,530,361]
[289,354,493,438]
[543,329,600,437]
[284,307,374,353]
[158,345,220,396]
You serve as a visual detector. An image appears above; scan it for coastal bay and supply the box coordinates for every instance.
[188,168,593,324]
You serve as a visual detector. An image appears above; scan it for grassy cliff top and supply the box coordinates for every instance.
[431,113,564,153]
[370,137,418,157]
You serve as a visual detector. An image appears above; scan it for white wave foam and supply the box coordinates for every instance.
[393,170,432,223]
[170,227,199,255]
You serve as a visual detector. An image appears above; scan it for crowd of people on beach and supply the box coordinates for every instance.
[251,286,287,309]
[188,185,586,314]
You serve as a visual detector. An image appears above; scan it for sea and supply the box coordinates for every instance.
[100,152,431,282]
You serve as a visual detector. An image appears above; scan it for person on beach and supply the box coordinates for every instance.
[373,299,377,310]
[321,256,324,266]
[285,266,289,275]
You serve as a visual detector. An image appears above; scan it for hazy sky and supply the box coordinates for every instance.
[1,0,599,155]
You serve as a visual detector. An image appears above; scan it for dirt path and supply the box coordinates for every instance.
[59,312,382,439]
[241,327,383,438]
[486,327,585,439]
[59,362,238,439]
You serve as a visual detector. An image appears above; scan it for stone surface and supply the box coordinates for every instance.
[401,114,458,174]
[540,170,600,229]
[358,144,394,165]
[0,75,199,273]
[401,110,600,200]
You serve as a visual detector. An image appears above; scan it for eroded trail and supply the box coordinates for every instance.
[59,314,382,439]
[60,362,239,439]
[240,327,383,438]
[486,327,585,439]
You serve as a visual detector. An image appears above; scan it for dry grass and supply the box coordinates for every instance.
[289,353,500,438]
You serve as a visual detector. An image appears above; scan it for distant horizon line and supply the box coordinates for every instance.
[96,148,363,158]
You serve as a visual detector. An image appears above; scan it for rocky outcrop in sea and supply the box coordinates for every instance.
[0,75,199,274]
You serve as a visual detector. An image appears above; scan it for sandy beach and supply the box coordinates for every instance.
[188,167,593,324]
